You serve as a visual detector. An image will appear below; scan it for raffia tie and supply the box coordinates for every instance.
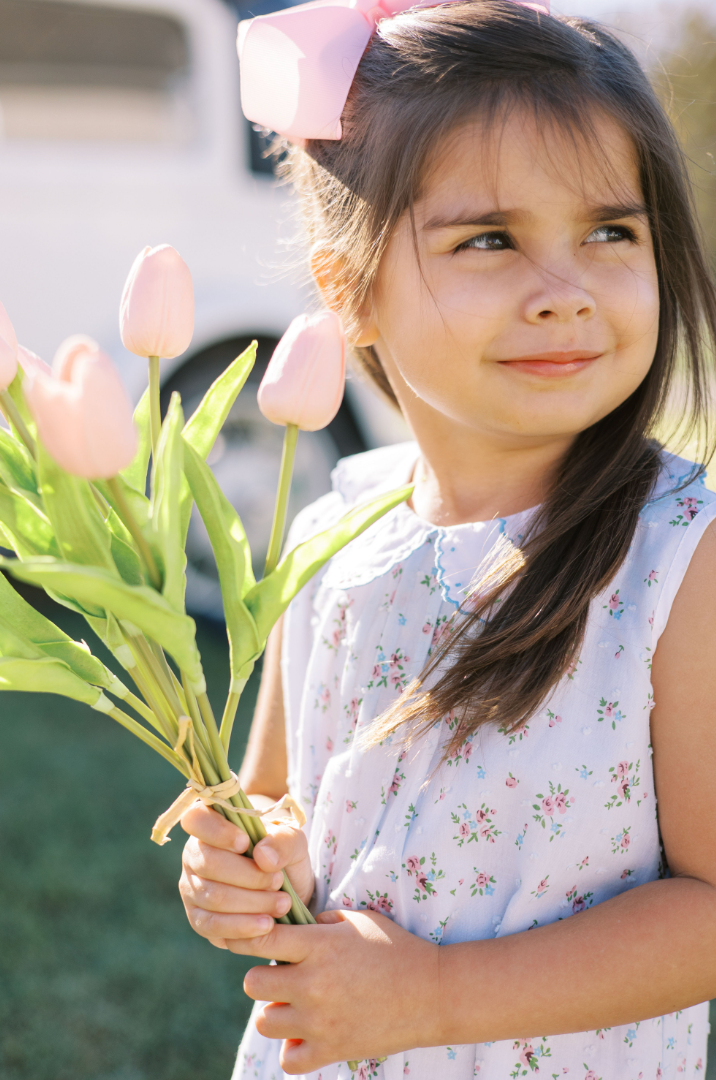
[151,717,306,846]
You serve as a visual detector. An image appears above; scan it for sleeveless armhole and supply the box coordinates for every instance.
[651,499,716,648]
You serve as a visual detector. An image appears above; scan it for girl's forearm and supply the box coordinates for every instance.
[434,878,716,1047]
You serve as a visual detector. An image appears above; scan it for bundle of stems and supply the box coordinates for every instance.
[0,337,411,929]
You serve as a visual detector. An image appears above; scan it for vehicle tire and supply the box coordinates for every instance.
[161,334,366,620]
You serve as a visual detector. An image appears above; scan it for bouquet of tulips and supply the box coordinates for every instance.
[0,244,411,926]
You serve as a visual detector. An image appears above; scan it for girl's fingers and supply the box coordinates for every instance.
[183,901,279,942]
[180,803,250,853]
[182,836,283,892]
[253,823,309,874]
[254,1001,301,1041]
[208,937,229,950]
[227,921,318,964]
[179,871,293,918]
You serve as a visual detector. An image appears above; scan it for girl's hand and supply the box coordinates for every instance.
[234,908,440,1074]
[178,803,315,950]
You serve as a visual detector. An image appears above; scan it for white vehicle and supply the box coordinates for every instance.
[0,0,406,615]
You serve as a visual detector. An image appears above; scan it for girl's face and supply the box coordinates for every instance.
[363,110,660,450]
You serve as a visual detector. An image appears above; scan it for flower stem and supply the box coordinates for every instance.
[219,690,241,751]
[148,355,161,462]
[106,475,162,590]
[263,422,298,578]
[0,389,36,458]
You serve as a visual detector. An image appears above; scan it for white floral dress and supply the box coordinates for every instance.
[234,442,714,1080]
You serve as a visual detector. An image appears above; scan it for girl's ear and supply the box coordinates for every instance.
[310,245,380,348]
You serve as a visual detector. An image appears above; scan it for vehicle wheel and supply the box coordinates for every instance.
[161,335,366,620]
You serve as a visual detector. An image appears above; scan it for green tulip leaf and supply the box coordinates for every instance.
[182,341,256,462]
[151,393,187,611]
[0,654,109,708]
[0,486,59,559]
[0,556,205,694]
[121,387,151,494]
[107,509,145,586]
[183,438,259,680]
[38,445,116,573]
[5,369,37,438]
[0,570,112,686]
[0,426,38,495]
[244,485,414,643]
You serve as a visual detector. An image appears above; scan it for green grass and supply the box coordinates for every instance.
[0,589,713,1078]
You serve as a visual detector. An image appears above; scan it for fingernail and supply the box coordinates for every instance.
[276,893,293,916]
[272,872,284,890]
[260,845,279,867]
[234,833,249,853]
[257,915,273,933]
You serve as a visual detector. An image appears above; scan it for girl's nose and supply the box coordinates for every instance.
[522,268,597,324]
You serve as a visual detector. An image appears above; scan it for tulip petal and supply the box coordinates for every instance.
[120,244,194,359]
[257,311,346,431]
[0,335,18,391]
[0,302,18,353]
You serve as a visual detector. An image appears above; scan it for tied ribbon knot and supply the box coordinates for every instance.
[151,717,306,846]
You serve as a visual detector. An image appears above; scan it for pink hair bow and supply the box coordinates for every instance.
[238,0,549,143]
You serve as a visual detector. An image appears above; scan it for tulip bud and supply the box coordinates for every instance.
[25,336,137,480]
[258,311,346,431]
[119,244,194,359]
[0,302,18,390]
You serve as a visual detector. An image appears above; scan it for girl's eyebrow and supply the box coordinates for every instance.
[424,202,649,231]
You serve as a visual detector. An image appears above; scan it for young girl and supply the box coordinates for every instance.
[178,3,716,1078]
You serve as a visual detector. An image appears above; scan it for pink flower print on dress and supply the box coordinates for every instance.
[534,783,572,839]
[530,876,550,899]
[670,495,703,526]
[403,853,445,901]
[422,622,431,634]
[471,869,496,897]
[506,773,518,788]
[346,799,357,813]
[452,801,502,846]
[546,709,562,728]
[611,826,632,854]
[597,697,625,730]
[554,792,569,814]
[644,569,659,587]
[603,589,625,620]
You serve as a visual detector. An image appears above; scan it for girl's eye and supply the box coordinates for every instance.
[456,230,514,252]
[584,224,638,245]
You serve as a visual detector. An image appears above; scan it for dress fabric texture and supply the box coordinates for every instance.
[235,441,714,1080]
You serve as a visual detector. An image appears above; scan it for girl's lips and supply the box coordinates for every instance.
[498,351,603,377]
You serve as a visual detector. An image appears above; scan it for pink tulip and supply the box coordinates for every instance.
[119,245,194,359]
[258,311,346,431]
[18,346,52,379]
[0,302,18,390]
[25,336,137,479]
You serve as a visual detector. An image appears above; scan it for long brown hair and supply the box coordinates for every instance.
[280,1,716,752]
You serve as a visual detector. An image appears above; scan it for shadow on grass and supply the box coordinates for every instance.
[0,589,262,1080]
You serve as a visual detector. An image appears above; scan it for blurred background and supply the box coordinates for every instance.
[0,0,714,1076]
